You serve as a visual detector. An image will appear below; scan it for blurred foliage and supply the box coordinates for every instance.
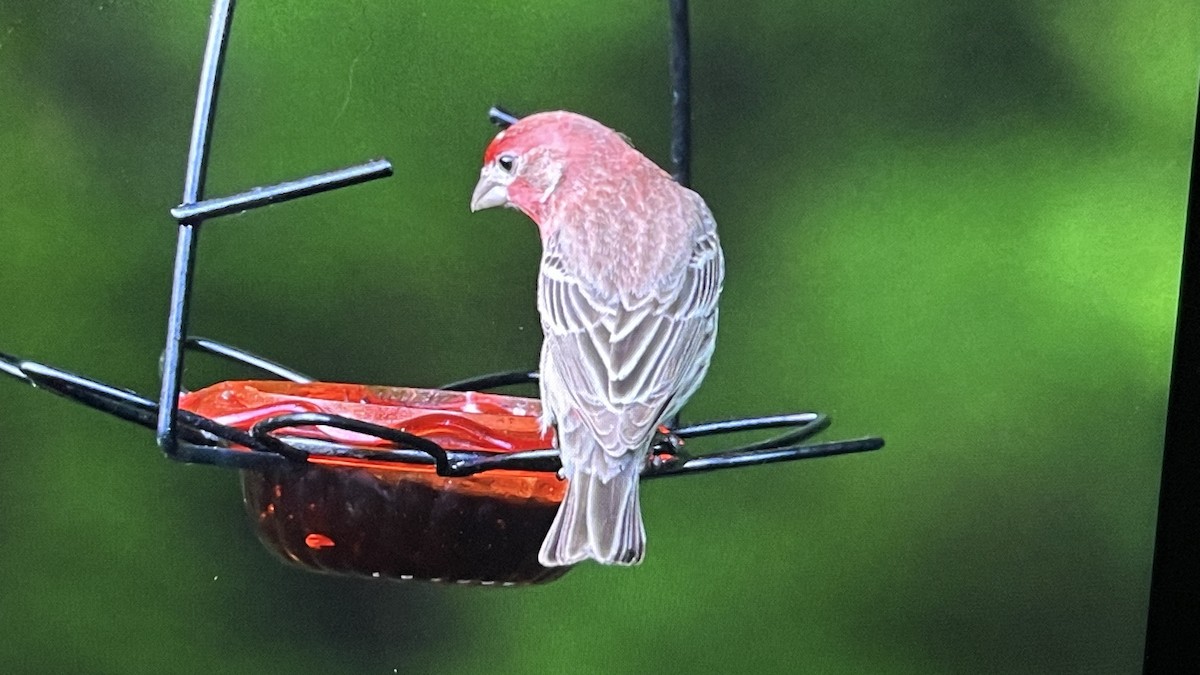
[0,0,1196,673]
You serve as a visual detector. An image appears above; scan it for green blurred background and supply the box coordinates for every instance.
[1,0,1196,672]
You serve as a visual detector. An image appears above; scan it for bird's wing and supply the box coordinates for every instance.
[538,219,723,474]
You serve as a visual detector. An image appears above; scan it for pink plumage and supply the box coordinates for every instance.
[471,111,724,565]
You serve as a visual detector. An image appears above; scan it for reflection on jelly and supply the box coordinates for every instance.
[305,533,335,549]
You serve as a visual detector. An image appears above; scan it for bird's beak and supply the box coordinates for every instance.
[470,168,509,212]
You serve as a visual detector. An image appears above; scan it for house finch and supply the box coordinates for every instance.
[470,111,723,566]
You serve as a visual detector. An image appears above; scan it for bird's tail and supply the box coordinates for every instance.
[538,463,645,566]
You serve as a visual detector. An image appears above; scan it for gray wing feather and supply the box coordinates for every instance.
[538,222,723,476]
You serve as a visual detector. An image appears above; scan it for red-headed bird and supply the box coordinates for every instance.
[470,111,723,566]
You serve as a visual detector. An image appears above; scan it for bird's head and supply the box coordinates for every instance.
[470,111,634,226]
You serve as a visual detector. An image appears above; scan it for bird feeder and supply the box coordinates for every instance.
[0,0,883,586]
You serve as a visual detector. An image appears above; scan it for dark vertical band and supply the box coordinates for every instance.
[1144,81,1200,672]
[668,0,691,187]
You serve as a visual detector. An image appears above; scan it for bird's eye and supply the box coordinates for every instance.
[497,154,516,173]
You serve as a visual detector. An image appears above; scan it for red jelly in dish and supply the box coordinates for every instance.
[180,381,568,586]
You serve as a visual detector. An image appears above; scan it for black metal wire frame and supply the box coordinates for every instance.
[0,342,882,478]
[2,0,883,479]
[155,0,394,460]
[668,0,692,187]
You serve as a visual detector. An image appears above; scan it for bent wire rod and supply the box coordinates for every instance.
[169,160,393,222]
[668,0,692,187]
[442,369,539,391]
[0,347,883,478]
[164,340,879,475]
[157,0,234,456]
[187,337,314,383]
[180,338,877,474]
[156,0,393,456]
